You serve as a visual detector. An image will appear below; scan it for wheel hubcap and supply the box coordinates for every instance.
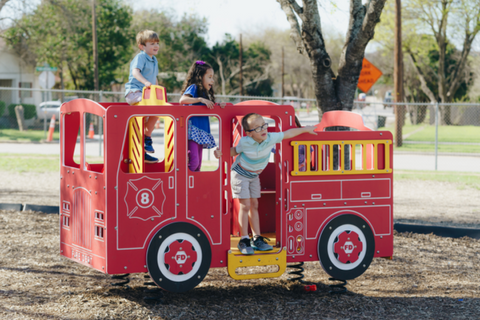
[164,240,197,275]
[334,231,363,264]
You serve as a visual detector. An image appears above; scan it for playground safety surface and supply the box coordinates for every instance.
[1,211,479,319]
[1,171,479,318]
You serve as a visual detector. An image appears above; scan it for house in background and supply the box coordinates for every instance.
[0,37,41,120]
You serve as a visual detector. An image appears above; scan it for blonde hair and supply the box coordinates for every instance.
[136,30,159,46]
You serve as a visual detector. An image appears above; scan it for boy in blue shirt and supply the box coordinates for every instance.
[229,113,317,254]
[125,30,160,163]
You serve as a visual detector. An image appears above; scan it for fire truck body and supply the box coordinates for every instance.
[59,86,393,292]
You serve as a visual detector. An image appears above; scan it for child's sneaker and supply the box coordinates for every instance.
[144,153,159,164]
[237,238,254,255]
[145,136,155,153]
[251,235,273,251]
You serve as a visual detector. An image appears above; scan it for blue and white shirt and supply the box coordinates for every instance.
[183,84,216,149]
[125,51,158,96]
[232,132,284,178]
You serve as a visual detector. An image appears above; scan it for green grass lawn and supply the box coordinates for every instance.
[382,124,480,142]
[0,154,59,172]
[395,170,480,190]
[381,124,480,153]
[0,129,60,142]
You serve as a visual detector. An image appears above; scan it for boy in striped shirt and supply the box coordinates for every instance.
[229,113,317,254]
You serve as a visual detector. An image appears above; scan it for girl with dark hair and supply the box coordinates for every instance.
[179,60,224,171]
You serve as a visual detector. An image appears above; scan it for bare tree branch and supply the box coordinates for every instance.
[276,0,306,55]
[407,51,437,103]
[286,0,303,15]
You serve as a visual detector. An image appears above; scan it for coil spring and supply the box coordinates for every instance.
[328,277,347,294]
[143,274,164,304]
[287,262,306,283]
[110,273,130,288]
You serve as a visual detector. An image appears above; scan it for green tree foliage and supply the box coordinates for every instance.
[209,34,273,96]
[126,10,210,92]
[3,0,133,90]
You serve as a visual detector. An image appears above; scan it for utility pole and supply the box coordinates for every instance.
[239,34,243,96]
[92,0,99,99]
[281,47,285,97]
[394,0,404,147]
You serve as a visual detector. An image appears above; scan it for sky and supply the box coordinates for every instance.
[129,0,352,46]
[1,0,358,48]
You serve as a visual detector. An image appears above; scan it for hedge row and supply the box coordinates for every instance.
[7,103,37,120]
[0,101,5,118]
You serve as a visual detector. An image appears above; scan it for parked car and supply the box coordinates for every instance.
[383,90,392,108]
[36,100,62,121]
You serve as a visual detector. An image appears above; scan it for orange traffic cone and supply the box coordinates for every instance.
[88,122,94,139]
[46,114,56,142]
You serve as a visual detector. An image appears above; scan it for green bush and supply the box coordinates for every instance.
[7,103,37,120]
[0,101,5,117]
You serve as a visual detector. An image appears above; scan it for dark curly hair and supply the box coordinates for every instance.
[180,61,216,103]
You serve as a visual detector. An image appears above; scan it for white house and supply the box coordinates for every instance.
[0,37,41,117]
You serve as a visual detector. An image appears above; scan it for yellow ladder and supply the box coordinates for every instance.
[128,85,174,173]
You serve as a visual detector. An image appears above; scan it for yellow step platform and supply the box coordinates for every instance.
[228,235,287,280]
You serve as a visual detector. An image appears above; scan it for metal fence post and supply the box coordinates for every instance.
[99,90,103,157]
[435,102,439,170]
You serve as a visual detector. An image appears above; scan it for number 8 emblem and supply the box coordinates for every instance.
[137,189,154,208]
[125,177,165,221]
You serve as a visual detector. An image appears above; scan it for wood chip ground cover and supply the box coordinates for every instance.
[1,210,479,319]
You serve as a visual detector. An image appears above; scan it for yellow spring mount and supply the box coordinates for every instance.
[227,247,287,280]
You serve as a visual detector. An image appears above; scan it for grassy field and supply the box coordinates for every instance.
[0,154,59,172]
[1,153,479,190]
[0,128,60,142]
[381,124,480,153]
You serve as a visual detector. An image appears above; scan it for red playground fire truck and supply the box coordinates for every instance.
[59,86,393,293]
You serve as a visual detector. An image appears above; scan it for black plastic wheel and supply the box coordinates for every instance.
[318,214,375,280]
[146,222,211,293]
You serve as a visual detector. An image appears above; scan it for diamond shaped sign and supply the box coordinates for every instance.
[357,58,383,93]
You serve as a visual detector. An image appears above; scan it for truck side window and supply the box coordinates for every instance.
[187,116,219,172]
[84,113,104,173]
[63,112,81,169]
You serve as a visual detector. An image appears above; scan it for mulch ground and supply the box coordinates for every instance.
[1,210,479,319]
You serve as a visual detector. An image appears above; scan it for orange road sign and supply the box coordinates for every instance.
[357,58,383,93]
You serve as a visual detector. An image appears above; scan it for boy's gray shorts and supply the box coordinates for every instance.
[231,171,261,199]
[126,91,142,105]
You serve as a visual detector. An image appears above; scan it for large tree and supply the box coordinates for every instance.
[375,0,480,124]
[277,0,387,116]
[3,0,132,91]
[241,27,345,99]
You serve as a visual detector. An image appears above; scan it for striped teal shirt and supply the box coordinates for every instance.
[231,132,284,178]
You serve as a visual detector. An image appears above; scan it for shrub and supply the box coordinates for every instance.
[0,101,5,117]
[7,103,37,120]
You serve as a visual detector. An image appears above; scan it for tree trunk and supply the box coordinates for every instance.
[277,0,387,120]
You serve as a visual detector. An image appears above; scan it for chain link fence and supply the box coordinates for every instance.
[353,100,480,158]
[1,86,479,161]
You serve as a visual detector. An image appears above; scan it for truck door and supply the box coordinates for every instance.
[116,115,177,250]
